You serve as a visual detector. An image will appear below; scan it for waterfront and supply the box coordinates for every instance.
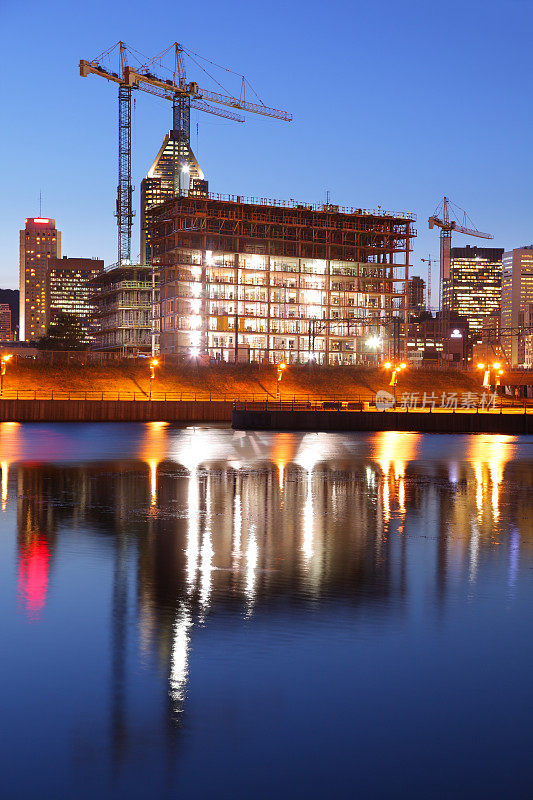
[1,423,533,798]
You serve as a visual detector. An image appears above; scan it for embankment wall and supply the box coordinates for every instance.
[0,400,233,423]
[232,409,533,435]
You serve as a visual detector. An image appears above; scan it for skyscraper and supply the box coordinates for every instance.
[19,218,61,341]
[46,257,104,342]
[443,245,503,343]
[140,130,204,265]
[501,246,533,365]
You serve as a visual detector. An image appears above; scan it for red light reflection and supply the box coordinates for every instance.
[18,537,50,621]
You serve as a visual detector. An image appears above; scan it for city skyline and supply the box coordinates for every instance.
[2,0,533,294]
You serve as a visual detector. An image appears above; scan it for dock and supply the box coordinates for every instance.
[232,401,533,435]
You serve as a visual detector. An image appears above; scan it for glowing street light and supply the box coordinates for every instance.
[384,360,406,387]
[366,335,382,365]
[276,362,287,398]
[0,354,12,395]
[149,358,158,401]
[477,362,503,390]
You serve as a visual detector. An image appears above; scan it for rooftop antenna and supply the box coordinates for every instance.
[39,191,42,216]
[325,189,330,205]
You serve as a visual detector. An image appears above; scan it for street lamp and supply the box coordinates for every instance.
[276,362,287,398]
[477,362,503,390]
[0,354,12,395]
[383,360,406,401]
[384,361,406,387]
[149,358,158,400]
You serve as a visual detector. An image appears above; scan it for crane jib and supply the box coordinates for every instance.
[79,43,294,264]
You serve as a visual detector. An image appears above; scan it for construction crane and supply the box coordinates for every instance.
[420,255,437,310]
[428,196,493,310]
[80,41,292,265]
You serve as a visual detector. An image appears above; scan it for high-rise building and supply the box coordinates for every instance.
[19,218,61,341]
[408,276,426,314]
[523,303,533,368]
[501,247,533,365]
[443,245,503,343]
[46,257,104,342]
[0,304,12,340]
[150,194,414,364]
[140,130,204,265]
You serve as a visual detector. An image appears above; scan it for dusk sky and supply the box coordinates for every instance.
[2,0,532,305]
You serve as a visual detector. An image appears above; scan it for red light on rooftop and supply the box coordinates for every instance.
[32,218,50,224]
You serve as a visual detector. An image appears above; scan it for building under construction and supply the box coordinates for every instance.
[80,42,415,363]
[150,193,415,364]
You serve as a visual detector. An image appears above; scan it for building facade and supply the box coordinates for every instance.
[150,194,415,364]
[46,257,104,342]
[524,303,533,369]
[407,311,469,365]
[0,304,12,340]
[90,264,156,355]
[472,312,505,365]
[501,246,533,365]
[19,218,61,341]
[408,275,426,315]
[443,245,503,344]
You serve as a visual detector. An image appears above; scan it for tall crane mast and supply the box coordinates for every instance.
[421,254,437,310]
[80,41,292,265]
[428,196,493,310]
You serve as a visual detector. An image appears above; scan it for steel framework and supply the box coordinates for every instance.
[151,196,415,363]
[117,85,134,265]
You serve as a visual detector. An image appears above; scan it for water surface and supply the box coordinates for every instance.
[1,423,532,799]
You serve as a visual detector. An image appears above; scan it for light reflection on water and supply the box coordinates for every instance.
[1,422,533,799]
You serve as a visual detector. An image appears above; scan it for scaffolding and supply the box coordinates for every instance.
[151,195,416,364]
[90,264,155,355]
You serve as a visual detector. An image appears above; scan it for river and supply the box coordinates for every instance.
[0,423,532,799]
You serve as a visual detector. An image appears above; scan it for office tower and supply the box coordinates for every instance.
[443,245,503,343]
[501,246,533,365]
[408,276,426,314]
[19,218,61,341]
[524,303,533,368]
[0,304,12,340]
[150,194,414,364]
[46,257,104,342]
[140,130,204,265]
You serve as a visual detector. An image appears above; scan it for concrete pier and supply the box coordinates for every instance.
[232,407,533,435]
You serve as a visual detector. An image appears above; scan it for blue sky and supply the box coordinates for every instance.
[1,0,532,306]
